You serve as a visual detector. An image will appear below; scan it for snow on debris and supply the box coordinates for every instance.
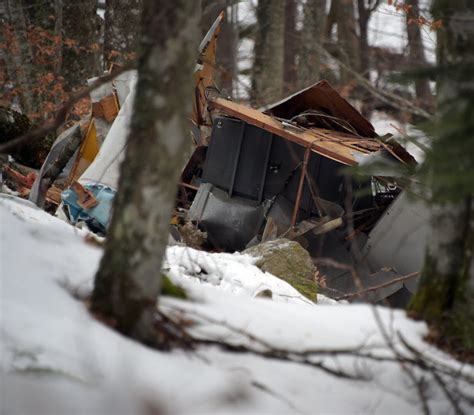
[165,245,324,306]
[1,194,472,414]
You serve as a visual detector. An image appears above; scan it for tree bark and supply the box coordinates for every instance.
[103,0,142,68]
[404,0,433,111]
[409,0,474,354]
[335,0,361,86]
[298,0,326,89]
[2,0,40,115]
[251,0,285,106]
[283,0,298,93]
[62,0,100,91]
[357,0,380,117]
[24,0,56,30]
[23,0,63,110]
[91,0,200,345]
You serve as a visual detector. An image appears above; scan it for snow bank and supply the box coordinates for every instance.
[1,194,470,414]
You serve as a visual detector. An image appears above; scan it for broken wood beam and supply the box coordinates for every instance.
[208,98,381,166]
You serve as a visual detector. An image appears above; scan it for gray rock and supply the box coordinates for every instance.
[243,238,318,302]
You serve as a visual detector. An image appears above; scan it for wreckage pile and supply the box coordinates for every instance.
[0,14,429,307]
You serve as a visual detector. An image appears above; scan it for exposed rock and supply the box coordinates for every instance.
[243,238,318,302]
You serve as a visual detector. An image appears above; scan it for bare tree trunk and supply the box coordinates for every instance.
[2,0,40,115]
[335,0,360,86]
[251,0,285,106]
[91,0,200,345]
[283,0,298,93]
[23,0,63,110]
[298,0,326,89]
[409,0,474,354]
[357,0,380,117]
[103,0,142,68]
[405,0,433,111]
[62,0,100,91]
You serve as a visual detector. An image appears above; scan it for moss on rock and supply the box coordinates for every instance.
[243,238,318,302]
[161,275,187,299]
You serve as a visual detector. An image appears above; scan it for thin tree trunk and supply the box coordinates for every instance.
[405,0,433,111]
[335,0,360,86]
[24,0,63,111]
[103,0,142,68]
[298,0,326,89]
[251,0,285,106]
[357,0,379,117]
[2,0,40,116]
[283,0,298,93]
[356,0,370,78]
[62,0,100,91]
[91,0,200,345]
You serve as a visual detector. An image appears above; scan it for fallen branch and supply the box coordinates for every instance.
[0,64,135,154]
[335,271,420,301]
[164,305,368,380]
[313,257,366,297]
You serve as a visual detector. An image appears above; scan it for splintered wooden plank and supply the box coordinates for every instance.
[209,98,379,166]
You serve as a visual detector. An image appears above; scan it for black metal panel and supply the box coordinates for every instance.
[204,117,272,200]
[228,123,246,197]
[313,156,344,205]
[233,125,271,199]
[258,133,273,202]
[202,117,242,191]
[203,116,348,215]
[263,135,304,200]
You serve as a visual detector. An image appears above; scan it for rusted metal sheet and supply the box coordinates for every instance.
[208,97,385,166]
[291,146,311,226]
[262,80,376,138]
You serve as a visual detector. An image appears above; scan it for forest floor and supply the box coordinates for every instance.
[1,194,472,414]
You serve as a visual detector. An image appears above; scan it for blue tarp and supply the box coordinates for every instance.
[61,183,115,234]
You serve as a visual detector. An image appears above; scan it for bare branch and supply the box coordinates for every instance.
[335,271,420,301]
[319,42,433,120]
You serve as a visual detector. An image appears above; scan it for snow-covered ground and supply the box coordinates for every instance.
[1,194,472,414]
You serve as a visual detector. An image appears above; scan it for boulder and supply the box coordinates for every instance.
[243,238,318,302]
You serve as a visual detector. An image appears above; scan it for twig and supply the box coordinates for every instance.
[370,305,431,415]
[0,64,135,154]
[335,271,420,301]
[318,42,433,120]
[398,332,473,412]
[163,304,367,380]
[313,256,366,296]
